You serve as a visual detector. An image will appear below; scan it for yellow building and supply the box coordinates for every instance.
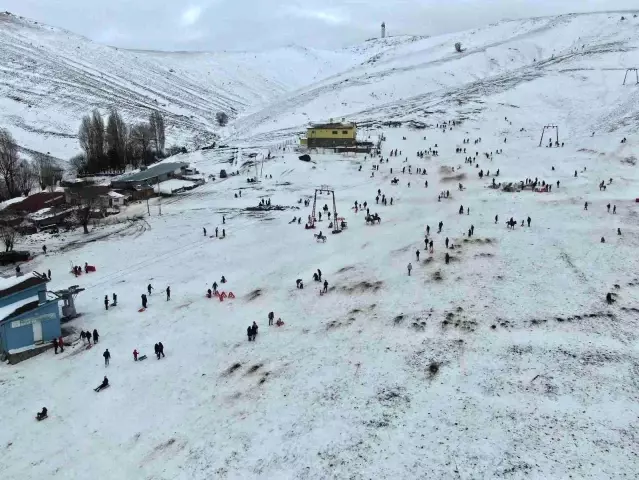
[301,120,357,149]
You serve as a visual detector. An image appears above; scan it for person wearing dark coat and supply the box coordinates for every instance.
[47,269,51,280]
[95,376,109,392]
[445,237,449,249]
[53,337,59,354]
[112,293,117,306]
[166,286,171,301]
[445,253,450,264]
[147,284,153,295]
[251,322,258,340]
[93,329,99,344]
[268,311,274,326]
[103,349,110,366]
[86,331,92,345]
[247,326,252,342]
[80,331,86,344]
[37,407,48,420]
[154,343,160,358]
[527,217,531,227]
[323,280,328,294]
[104,295,109,310]
[212,282,218,293]
[141,294,148,309]
[158,342,165,358]
[416,250,420,261]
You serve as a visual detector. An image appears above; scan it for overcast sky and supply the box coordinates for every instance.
[5,0,638,51]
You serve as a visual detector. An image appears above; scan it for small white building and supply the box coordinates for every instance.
[104,191,125,208]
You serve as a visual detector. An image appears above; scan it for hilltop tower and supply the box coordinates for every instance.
[381,22,386,39]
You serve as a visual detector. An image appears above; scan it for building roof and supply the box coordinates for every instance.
[6,193,66,214]
[114,162,188,184]
[309,122,355,129]
[0,296,38,322]
[107,191,125,198]
[0,274,47,300]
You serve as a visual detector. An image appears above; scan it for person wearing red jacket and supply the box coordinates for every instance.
[58,336,64,353]
[133,349,138,361]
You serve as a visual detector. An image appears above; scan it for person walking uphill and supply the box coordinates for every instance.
[103,349,111,366]
[407,263,413,276]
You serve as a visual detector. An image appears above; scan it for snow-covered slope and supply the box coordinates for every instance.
[0,13,362,158]
[2,9,639,480]
[231,12,639,144]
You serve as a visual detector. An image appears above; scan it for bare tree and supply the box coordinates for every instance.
[0,226,17,252]
[91,109,106,170]
[35,153,62,191]
[77,196,97,234]
[69,153,88,175]
[78,109,106,172]
[130,123,153,165]
[106,109,128,169]
[0,128,21,198]
[15,160,37,196]
[216,111,229,126]
[149,110,166,155]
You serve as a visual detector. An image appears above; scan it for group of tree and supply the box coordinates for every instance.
[75,109,166,174]
[0,128,62,200]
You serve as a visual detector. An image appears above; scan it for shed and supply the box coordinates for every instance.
[0,273,61,357]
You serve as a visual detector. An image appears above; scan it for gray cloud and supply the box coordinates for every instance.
[4,0,638,51]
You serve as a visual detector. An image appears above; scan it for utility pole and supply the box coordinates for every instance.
[157,177,162,216]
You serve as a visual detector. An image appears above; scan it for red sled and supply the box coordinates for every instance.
[220,292,227,299]
[85,265,96,272]
[228,292,235,299]
[138,308,146,312]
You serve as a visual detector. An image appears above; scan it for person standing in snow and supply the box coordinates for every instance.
[133,349,139,361]
[93,329,99,344]
[158,342,165,358]
[80,331,86,344]
[42,245,47,254]
[445,253,450,264]
[495,215,499,224]
[53,337,59,354]
[527,217,531,227]
[215,227,218,238]
[141,294,148,309]
[429,239,434,253]
[251,322,258,341]
[104,295,109,310]
[86,331,91,346]
[166,286,171,301]
[407,263,413,276]
[438,221,443,233]
[268,312,274,326]
[212,281,218,293]
[323,280,329,294]
[58,336,64,353]
[246,326,252,342]
[445,237,449,249]
[416,250,420,261]
[147,284,153,295]
[103,349,110,366]
[112,293,117,306]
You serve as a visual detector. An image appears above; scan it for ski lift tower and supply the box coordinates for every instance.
[311,185,342,234]
[538,125,559,147]
[623,68,638,85]
[50,285,85,320]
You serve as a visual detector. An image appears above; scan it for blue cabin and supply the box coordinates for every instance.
[0,273,61,356]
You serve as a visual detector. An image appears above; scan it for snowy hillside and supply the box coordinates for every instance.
[231,12,639,144]
[0,13,363,159]
[1,9,639,480]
